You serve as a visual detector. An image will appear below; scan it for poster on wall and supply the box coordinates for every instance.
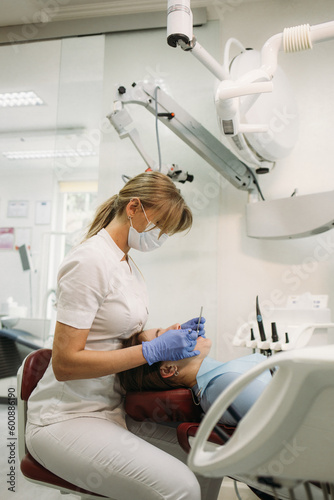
[35,201,51,225]
[0,227,15,250]
[15,227,32,250]
[7,200,29,218]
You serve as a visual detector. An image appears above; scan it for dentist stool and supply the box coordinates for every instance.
[17,348,114,499]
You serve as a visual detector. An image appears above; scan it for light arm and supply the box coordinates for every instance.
[167,1,334,143]
[261,20,334,77]
[109,105,156,170]
[108,82,256,191]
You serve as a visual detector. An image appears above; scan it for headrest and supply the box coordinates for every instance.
[125,388,203,423]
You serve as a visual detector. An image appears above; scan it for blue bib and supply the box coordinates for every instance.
[192,354,272,425]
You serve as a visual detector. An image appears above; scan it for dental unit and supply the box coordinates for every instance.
[109,2,334,240]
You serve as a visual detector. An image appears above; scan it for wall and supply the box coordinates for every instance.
[0,39,62,319]
[0,169,55,316]
[100,20,222,354]
[0,35,104,322]
[216,0,334,360]
[1,0,333,360]
[100,0,334,361]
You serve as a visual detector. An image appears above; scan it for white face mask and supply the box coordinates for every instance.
[128,222,168,252]
[127,204,168,252]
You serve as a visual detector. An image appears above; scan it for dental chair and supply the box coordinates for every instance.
[187,345,334,500]
[21,347,334,500]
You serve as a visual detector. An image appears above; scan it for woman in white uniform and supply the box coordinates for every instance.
[26,172,220,500]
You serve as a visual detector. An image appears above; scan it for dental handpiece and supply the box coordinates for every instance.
[256,296,266,342]
[196,306,203,334]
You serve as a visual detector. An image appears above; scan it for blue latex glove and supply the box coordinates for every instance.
[142,329,200,365]
[181,317,206,337]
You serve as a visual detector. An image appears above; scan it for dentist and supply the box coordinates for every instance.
[25,172,212,500]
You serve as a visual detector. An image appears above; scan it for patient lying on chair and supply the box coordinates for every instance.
[119,324,271,426]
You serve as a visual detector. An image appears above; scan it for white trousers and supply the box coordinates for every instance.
[26,416,222,500]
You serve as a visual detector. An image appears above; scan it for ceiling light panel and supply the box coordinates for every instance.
[0,91,44,108]
[2,150,97,160]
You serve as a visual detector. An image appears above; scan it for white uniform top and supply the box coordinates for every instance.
[27,229,149,428]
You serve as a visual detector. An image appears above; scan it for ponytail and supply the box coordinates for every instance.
[84,194,119,240]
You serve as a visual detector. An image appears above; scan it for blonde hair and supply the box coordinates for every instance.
[84,171,192,240]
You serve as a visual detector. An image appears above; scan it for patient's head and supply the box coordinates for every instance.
[118,324,212,392]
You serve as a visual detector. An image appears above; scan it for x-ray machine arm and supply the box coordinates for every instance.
[108,82,256,191]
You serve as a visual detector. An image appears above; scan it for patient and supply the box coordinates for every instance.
[119,324,272,426]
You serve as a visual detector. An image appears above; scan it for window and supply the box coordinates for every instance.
[59,181,98,253]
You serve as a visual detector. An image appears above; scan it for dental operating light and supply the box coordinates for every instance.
[167,1,334,239]
[167,0,334,169]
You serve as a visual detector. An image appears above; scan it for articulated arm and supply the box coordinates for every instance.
[108,81,256,191]
[108,81,334,240]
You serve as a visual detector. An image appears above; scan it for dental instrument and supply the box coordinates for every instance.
[196,306,203,335]
[271,322,279,343]
[256,296,266,343]
[256,296,273,359]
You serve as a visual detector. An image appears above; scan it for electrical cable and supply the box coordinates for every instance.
[329,483,334,500]
[234,480,243,500]
[304,482,314,500]
[271,487,280,500]
[29,269,33,318]
[321,483,330,500]
[288,488,296,500]
[223,37,246,77]
[244,163,265,200]
[154,86,162,171]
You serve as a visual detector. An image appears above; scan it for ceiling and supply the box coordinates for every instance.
[0,35,104,178]
[0,0,261,177]
[0,0,260,27]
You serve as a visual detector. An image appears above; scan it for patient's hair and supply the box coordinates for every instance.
[118,332,185,392]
